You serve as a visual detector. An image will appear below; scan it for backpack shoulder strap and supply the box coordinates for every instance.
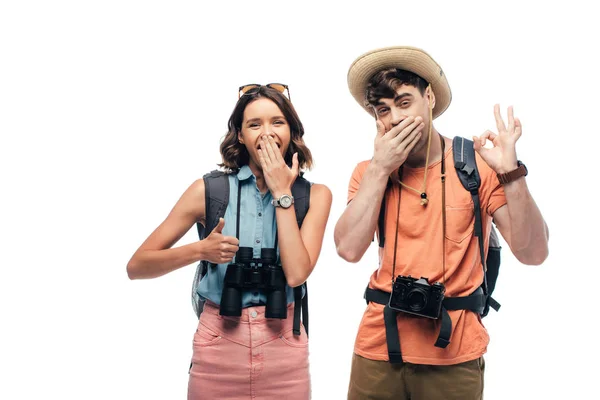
[291,175,311,336]
[191,170,230,318]
[199,170,230,237]
[377,179,393,248]
[452,136,481,196]
[452,136,488,295]
[291,175,311,227]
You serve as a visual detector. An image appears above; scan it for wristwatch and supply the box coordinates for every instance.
[497,161,528,185]
[272,194,294,209]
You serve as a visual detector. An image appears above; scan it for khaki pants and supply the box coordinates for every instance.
[348,353,485,400]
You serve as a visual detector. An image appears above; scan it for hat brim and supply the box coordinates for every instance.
[347,46,451,119]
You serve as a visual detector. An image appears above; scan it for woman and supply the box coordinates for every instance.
[127,83,332,399]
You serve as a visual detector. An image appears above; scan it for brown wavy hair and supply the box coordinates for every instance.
[219,86,313,172]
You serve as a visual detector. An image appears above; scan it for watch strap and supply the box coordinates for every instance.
[497,161,527,185]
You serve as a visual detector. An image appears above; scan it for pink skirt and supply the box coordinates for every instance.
[187,301,311,400]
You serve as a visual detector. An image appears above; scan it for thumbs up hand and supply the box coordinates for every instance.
[212,217,226,234]
[202,218,239,264]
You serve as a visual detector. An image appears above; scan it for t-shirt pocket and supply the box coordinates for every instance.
[444,204,475,243]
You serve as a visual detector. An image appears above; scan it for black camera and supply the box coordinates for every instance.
[220,247,288,319]
[388,275,446,319]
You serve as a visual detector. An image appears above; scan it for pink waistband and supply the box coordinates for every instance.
[199,301,299,347]
[202,300,296,322]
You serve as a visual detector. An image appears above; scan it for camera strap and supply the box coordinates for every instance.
[390,134,447,284]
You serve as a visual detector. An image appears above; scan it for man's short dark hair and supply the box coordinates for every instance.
[364,68,429,107]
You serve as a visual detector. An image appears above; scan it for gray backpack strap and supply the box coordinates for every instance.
[452,136,501,316]
[191,170,230,318]
[202,170,230,235]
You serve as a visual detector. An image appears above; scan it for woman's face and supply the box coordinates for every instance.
[238,98,291,168]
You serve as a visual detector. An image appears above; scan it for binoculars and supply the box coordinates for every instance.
[219,247,288,319]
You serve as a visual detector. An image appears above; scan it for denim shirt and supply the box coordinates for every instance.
[197,165,303,307]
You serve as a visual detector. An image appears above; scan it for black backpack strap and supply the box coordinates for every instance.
[293,286,302,335]
[377,179,393,248]
[434,287,487,348]
[202,170,230,235]
[452,137,502,316]
[452,137,488,296]
[291,283,310,338]
[364,287,403,364]
[191,170,230,318]
[290,175,311,336]
[485,225,502,315]
[301,284,308,336]
[366,285,487,355]
[291,175,310,226]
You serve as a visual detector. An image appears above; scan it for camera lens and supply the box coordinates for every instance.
[260,248,277,264]
[407,289,428,312]
[236,247,254,263]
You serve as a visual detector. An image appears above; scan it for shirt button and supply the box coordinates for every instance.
[258,212,262,217]
[251,310,258,318]
[256,239,260,244]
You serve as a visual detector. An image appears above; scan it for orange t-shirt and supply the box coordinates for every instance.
[347,144,507,365]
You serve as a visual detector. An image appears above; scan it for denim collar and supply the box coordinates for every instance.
[236,165,255,182]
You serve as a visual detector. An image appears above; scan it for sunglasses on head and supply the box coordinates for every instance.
[238,83,291,101]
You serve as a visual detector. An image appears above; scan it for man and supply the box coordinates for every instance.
[334,46,549,399]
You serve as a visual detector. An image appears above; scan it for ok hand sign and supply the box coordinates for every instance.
[473,104,522,174]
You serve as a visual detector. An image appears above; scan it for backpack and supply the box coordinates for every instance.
[190,170,312,336]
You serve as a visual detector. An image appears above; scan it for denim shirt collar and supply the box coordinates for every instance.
[236,165,255,182]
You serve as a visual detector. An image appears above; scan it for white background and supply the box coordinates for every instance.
[1,1,597,399]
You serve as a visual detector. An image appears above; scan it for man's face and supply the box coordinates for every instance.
[372,84,433,153]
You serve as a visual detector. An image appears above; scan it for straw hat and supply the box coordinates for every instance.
[347,46,452,119]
